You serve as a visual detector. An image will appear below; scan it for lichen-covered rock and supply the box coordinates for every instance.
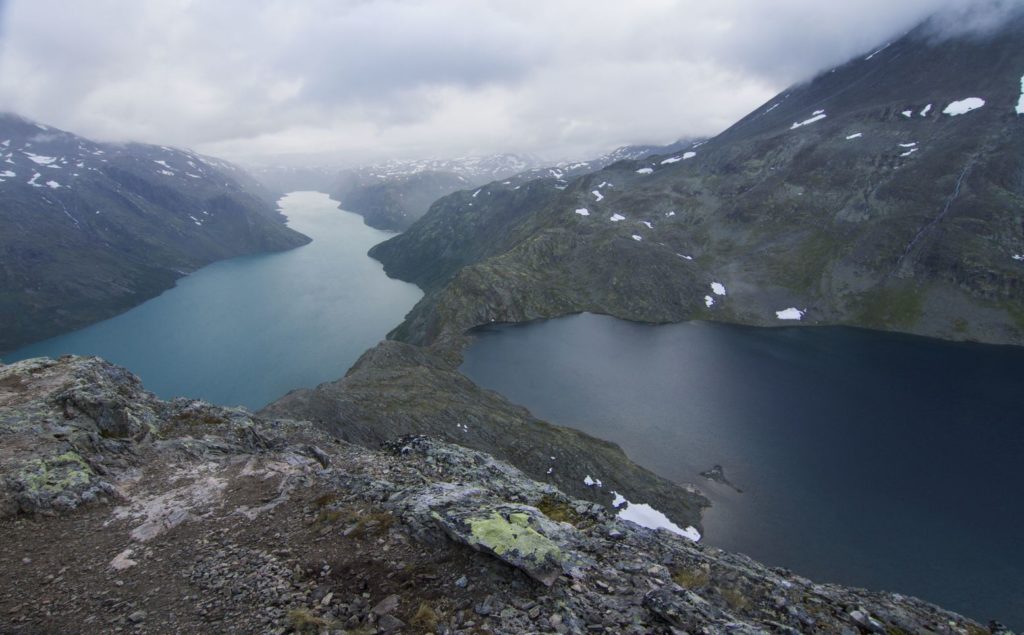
[441,507,566,585]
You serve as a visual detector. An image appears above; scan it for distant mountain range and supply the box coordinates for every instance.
[369,11,1024,347]
[0,113,310,354]
[253,142,701,232]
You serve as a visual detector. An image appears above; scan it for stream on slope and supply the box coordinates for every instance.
[6,191,422,410]
[460,313,1024,628]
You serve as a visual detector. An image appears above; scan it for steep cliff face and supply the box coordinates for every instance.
[0,114,310,355]
[0,356,1008,634]
[370,14,1024,347]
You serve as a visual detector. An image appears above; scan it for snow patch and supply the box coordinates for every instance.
[631,235,642,242]
[24,152,58,165]
[666,211,675,217]
[153,159,172,170]
[898,142,917,148]
[0,170,15,178]
[765,103,780,113]
[640,221,653,229]
[791,112,826,129]
[592,190,604,201]
[472,189,481,198]
[845,133,862,140]
[920,104,932,117]
[943,97,985,116]
[900,148,918,157]
[45,180,61,189]
[1016,75,1024,115]
[574,208,590,216]
[609,213,625,222]
[610,491,700,541]
[901,110,913,118]
[158,170,175,176]
[864,43,890,60]
[682,151,696,160]
[776,308,805,320]
[710,282,726,296]
[677,253,693,261]
[661,156,683,164]
[27,172,42,187]
[635,167,653,175]
[583,475,602,488]
[704,295,715,308]
[1012,254,1024,261]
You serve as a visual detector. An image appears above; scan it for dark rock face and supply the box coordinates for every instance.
[0,356,1006,633]
[370,14,1024,347]
[0,114,310,354]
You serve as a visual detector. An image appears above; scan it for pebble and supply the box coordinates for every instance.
[127,611,146,624]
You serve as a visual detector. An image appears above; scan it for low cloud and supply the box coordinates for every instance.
[0,0,1009,166]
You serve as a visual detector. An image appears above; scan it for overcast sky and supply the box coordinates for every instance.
[0,0,1012,166]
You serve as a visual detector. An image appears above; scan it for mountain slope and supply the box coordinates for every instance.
[333,169,475,231]
[331,154,537,231]
[0,114,310,354]
[370,13,1024,347]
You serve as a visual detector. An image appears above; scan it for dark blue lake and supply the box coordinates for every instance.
[6,191,422,409]
[460,314,1024,628]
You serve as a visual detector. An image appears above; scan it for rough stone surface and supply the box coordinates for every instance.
[0,355,1010,633]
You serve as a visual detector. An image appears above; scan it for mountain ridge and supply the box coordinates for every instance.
[368,12,1024,348]
[0,113,311,355]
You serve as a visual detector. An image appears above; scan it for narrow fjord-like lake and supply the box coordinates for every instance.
[460,314,1024,628]
[6,191,421,409]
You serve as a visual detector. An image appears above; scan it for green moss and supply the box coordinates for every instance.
[535,495,583,526]
[672,567,710,590]
[1002,302,1024,332]
[721,587,749,611]
[776,231,839,293]
[313,493,338,508]
[468,511,562,562]
[287,608,330,634]
[854,285,925,329]
[346,510,395,539]
[410,602,439,631]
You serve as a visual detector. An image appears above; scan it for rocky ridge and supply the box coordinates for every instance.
[0,355,1010,634]
[369,14,1024,348]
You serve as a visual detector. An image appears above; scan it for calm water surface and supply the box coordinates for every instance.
[8,191,421,409]
[460,314,1024,628]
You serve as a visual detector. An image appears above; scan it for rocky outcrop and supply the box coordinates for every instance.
[0,355,1007,633]
[261,339,709,533]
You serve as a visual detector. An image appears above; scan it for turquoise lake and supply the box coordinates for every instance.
[6,191,422,409]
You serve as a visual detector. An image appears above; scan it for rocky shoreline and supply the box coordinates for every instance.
[1,355,1011,633]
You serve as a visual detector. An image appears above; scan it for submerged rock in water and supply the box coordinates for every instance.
[700,464,743,493]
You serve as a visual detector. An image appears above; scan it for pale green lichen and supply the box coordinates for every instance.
[468,511,562,562]
[18,451,94,494]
